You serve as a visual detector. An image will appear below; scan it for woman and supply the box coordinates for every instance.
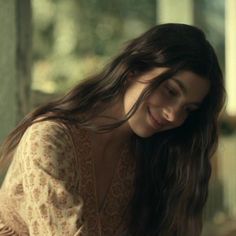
[0,23,225,236]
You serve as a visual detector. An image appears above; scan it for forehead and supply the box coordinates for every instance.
[133,68,210,103]
[145,68,210,92]
[143,68,210,104]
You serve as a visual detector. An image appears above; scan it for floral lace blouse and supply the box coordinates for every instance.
[0,120,136,236]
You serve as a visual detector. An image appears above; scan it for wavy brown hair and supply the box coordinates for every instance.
[0,24,225,235]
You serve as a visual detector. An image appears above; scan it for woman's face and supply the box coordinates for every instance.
[123,68,210,138]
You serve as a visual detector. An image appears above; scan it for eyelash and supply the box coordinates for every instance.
[185,107,198,113]
[185,107,193,113]
[166,86,178,97]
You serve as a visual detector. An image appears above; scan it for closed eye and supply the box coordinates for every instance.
[185,106,199,113]
[165,85,179,97]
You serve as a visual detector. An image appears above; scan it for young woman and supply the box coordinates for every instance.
[0,23,225,236]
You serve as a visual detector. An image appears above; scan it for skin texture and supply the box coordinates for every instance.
[123,68,210,138]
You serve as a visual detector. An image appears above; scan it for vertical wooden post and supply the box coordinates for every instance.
[0,0,32,143]
[15,0,32,122]
[225,0,236,116]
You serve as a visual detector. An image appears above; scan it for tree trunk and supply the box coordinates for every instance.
[0,0,32,143]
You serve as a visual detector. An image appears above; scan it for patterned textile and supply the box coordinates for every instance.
[0,120,136,236]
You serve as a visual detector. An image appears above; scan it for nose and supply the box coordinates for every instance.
[162,106,185,125]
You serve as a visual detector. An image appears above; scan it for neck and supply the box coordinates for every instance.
[88,97,133,152]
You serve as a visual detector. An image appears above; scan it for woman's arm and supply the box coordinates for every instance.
[18,120,86,236]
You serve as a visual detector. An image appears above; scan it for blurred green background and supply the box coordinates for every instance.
[32,0,156,94]
[32,0,225,94]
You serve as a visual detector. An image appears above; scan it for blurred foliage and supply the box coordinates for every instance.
[32,0,225,94]
[32,0,156,93]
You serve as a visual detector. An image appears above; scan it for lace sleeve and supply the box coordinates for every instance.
[18,120,87,236]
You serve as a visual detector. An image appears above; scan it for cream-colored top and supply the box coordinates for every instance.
[0,120,135,236]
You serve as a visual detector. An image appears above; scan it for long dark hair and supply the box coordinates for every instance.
[0,23,225,235]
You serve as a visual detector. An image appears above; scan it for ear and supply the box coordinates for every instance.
[127,71,137,80]
[124,71,135,89]
[125,72,135,88]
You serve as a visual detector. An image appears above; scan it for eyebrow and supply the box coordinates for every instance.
[172,78,188,95]
[171,78,201,107]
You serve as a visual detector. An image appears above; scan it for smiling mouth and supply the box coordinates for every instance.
[147,107,164,129]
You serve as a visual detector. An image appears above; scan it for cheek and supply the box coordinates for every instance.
[147,91,167,107]
[123,83,147,114]
[174,113,189,128]
[176,119,186,127]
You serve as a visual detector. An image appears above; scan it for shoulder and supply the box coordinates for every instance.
[21,119,72,148]
[18,120,76,171]
[25,119,68,138]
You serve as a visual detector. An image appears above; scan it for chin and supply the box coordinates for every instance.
[132,126,157,138]
[135,132,153,138]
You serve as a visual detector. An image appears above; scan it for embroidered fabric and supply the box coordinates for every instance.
[0,120,136,236]
[0,194,29,236]
[0,218,19,236]
[68,124,136,236]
